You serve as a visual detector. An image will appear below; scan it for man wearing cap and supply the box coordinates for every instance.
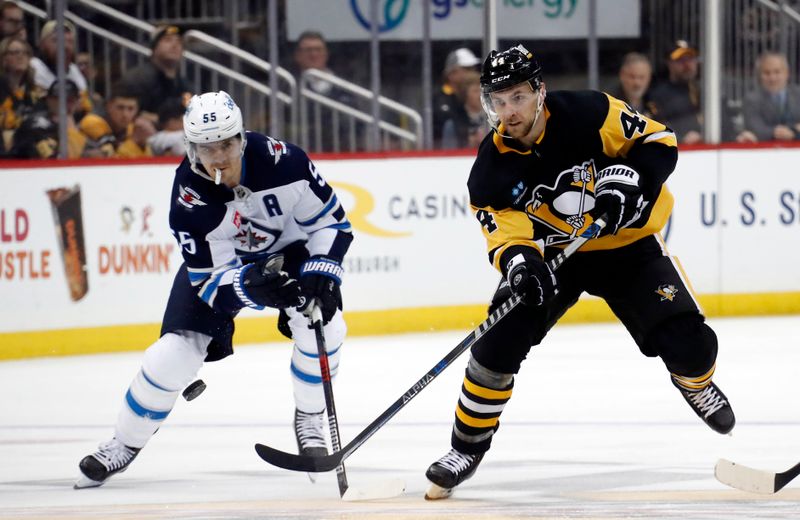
[647,40,702,145]
[119,24,192,122]
[433,47,481,147]
[28,19,92,116]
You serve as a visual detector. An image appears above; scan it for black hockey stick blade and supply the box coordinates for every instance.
[255,443,343,472]
[715,458,800,494]
[255,217,607,473]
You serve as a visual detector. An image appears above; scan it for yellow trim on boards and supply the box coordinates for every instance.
[1,292,799,361]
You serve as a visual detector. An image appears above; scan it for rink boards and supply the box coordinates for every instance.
[1,146,799,358]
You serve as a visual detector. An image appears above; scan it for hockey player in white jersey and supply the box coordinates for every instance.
[75,91,353,488]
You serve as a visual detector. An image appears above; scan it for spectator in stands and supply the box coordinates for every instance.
[99,85,153,158]
[76,51,104,109]
[0,35,38,150]
[433,47,481,147]
[29,19,92,117]
[9,79,87,158]
[0,1,26,41]
[441,70,487,149]
[737,52,800,143]
[119,25,192,122]
[148,98,185,156]
[76,112,115,158]
[293,30,353,151]
[647,40,703,144]
[612,52,653,115]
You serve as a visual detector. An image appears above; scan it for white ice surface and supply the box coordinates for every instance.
[1,315,799,519]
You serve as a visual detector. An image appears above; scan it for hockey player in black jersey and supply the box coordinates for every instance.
[75,91,353,488]
[425,45,735,500]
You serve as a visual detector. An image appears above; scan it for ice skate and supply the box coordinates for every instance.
[294,409,327,483]
[673,379,735,434]
[74,438,141,489]
[424,448,484,500]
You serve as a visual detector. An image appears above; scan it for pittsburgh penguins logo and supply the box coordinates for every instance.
[656,284,678,302]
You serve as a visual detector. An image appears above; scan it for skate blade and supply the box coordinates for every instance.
[424,482,453,500]
[341,478,405,501]
[73,474,104,489]
[306,472,317,484]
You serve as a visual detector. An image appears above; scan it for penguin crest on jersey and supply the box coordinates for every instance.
[522,159,598,246]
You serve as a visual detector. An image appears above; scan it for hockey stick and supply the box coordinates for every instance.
[308,303,349,497]
[715,458,800,494]
[255,217,607,473]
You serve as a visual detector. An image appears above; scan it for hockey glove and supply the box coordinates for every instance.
[505,251,557,306]
[590,164,645,236]
[233,257,301,309]
[297,256,344,324]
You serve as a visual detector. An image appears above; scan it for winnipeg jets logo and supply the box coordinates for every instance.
[656,284,678,302]
[177,185,207,208]
[233,219,281,254]
[267,137,288,165]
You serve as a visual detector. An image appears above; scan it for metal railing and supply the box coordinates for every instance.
[18,0,423,152]
[299,69,422,153]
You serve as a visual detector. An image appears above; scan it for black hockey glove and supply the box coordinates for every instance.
[590,164,645,236]
[234,256,301,309]
[505,251,557,306]
[296,256,344,324]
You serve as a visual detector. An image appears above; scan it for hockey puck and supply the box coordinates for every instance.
[182,379,206,401]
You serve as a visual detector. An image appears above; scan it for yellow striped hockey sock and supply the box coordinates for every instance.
[453,371,513,450]
[671,363,715,392]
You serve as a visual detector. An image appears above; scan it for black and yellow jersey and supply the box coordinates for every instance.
[467,89,678,274]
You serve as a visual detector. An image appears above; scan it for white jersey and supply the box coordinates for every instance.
[168,132,352,314]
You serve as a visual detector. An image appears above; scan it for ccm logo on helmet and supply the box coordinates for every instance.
[492,75,511,84]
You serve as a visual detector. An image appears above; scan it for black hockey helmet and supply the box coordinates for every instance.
[480,44,543,94]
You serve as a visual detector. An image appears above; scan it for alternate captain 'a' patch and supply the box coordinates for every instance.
[177,185,207,209]
[656,284,678,302]
[233,218,282,256]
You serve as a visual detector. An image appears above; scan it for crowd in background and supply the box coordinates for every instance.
[2,0,800,160]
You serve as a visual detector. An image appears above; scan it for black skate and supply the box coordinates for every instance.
[425,448,484,500]
[673,379,735,434]
[294,409,327,483]
[74,438,141,489]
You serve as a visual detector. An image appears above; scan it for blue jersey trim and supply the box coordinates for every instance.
[297,195,338,227]
[200,271,226,303]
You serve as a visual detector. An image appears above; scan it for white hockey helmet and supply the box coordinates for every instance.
[183,90,246,169]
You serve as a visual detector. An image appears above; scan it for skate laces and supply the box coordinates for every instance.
[295,410,326,449]
[687,385,727,418]
[436,449,476,475]
[94,439,137,470]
